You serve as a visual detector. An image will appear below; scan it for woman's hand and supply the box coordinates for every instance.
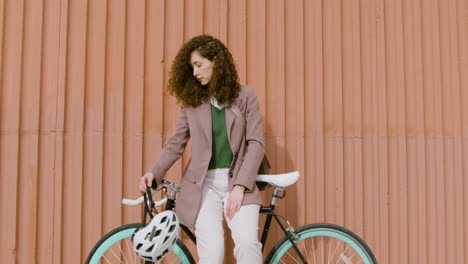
[226,186,245,220]
[139,172,155,193]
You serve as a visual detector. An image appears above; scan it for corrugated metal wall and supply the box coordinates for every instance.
[1,0,467,263]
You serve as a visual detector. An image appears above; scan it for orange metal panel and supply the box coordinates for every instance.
[52,0,69,262]
[265,0,287,248]
[284,0,305,228]
[0,0,24,263]
[17,0,43,262]
[375,0,390,262]
[456,0,468,260]
[323,0,344,227]
[2,0,468,263]
[61,0,88,262]
[123,0,146,225]
[81,0,107,259]
[37,1,61,263]
[102,0,125,237]
[228,0,246,82]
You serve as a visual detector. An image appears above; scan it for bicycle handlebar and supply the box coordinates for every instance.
[122,196,168,206]
[122,178,178,206]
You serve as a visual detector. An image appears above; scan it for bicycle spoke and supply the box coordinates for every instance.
[339,252,352,264]
[274,235,371,264]
[124,239,134,264]
[311,236,317,264]
[336,245,353,264]
[328,238,341,264]
[321,237,324,264]
[117,244,130,264]
[265,224,375,264]
[348,250,357,261]
[285,251,301,264]
[109,248,124,263]
[103,253,125,264]
[302,239,311,263]
[168,256,182,264]
[327,238,334,264]
[102,254,112,264]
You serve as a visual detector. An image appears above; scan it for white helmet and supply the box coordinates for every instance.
[133,210,180,262]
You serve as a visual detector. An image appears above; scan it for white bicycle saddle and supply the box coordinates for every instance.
[256,171,300,187]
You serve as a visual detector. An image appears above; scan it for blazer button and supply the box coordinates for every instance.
[228,171,233,177]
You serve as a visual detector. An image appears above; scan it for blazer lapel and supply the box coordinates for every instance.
[196,102,212,146]
[226,106,235,148]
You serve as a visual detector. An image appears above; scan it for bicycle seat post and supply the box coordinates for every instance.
[270,187,286,206]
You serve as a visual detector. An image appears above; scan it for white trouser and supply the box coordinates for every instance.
[194,168,262,264]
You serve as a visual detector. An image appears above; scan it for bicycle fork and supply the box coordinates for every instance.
[273,214,307,264]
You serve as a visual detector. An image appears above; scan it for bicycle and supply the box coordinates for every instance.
[86,171,378,263]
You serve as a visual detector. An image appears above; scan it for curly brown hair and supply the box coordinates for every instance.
[168,35,240,107]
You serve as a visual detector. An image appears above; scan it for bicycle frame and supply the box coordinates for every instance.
[154,184,308,264]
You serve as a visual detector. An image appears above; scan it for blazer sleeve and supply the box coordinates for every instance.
[147,107,190,186]
[233,88,265,191]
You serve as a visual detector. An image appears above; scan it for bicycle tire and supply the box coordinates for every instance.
[85,223,195,264]
[264,223,377,264]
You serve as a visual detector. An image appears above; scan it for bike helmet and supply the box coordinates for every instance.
[133,210,180,262]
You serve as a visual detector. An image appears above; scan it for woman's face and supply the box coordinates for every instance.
[190,50,214,86]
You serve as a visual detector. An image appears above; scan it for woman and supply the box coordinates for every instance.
[139,35,264,263]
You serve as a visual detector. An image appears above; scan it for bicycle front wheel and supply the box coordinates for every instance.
[265,223,377,264]
[86,223,195,264]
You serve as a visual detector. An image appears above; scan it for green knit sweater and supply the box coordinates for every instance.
[208,105,233,169]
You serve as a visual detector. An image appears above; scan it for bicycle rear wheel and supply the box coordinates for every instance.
[265,223,377,264]
[86,223,195,264]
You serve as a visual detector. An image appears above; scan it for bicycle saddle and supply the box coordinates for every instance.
[256,171,300,187]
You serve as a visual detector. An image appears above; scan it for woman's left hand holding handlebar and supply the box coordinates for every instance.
[140,172,155,193]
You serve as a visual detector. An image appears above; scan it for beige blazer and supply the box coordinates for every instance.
[148,85,264,228]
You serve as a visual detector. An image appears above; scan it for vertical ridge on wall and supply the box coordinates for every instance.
[422,2,445,264]
[323,0,344,226]
[384,0,409,263]
[375,0,389,262]
[284,0,305,227]
[341,0,363,239]
[38,0,62,262]
[102,0,126,239]
[439,0,464,262]
[303,0,325,228]
[143,0,166,222]
[0,0,24,263]
[62,0,88,261]
[18,0,43,263]
[456,0,468,260]
[360,0,376,256]
[162,0,184,182]
[228,0,246,82]
[265,0,286,247]
[53,0,69,262]
[402,0,427,263]
[2,1,468,263]
[123,0,146,225]
[82,0,106,259]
